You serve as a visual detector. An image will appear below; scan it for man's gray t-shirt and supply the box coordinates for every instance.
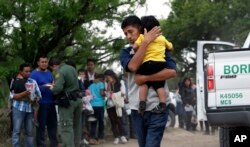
[128,72,170,111]
[120,47,174,111]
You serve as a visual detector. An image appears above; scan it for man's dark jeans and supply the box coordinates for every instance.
[131,109,168,147]
[36,103,58,147]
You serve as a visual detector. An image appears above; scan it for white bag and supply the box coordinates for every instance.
[106,99,115,108]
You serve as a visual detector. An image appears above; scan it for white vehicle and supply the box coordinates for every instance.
[196,33,250,147]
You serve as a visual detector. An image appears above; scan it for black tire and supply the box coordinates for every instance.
[220,127,230,147]
[220,127,250,147]
[166,110,175,128]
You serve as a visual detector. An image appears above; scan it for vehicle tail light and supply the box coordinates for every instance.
[207,64,215,91]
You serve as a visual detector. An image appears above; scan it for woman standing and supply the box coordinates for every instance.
[104,70,128,144]
[180,77,195,131]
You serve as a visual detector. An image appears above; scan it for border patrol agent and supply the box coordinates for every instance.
[49,57,82,147]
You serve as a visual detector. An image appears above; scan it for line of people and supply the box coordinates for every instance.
[77,59,135,145]
[8,55,135,147]
[175,77,217,135]
[8,14,177,147]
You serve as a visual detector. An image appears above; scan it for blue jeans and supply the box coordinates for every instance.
[12,107,33,147]
[131,109,168,147]
[36,103,58,147]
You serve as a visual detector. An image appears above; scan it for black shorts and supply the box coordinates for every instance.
[136,61,165,91]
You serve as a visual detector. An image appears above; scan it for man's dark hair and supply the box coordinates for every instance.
[19,63,31,71]
[121,15,141,30]
[141,15,160,33]
[87,58,96,64]
[49,57,61,66]
[36,54,48,64]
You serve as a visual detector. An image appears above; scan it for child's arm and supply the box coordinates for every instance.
[99,82,106,98]
[165,39,173,51]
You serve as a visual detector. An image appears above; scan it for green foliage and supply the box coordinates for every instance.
[161,0,250,77]
[0,0,145,79]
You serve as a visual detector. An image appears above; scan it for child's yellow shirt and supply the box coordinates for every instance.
[135,34,173,63]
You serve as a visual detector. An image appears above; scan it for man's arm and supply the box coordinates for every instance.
[135,51,177,85]
[127,27,161,72]
[12,91,31,100]
[51,72,65,95]
[135,68,176,85]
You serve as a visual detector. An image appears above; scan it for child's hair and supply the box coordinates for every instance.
[141,15,160,33]
[95,73,104,80]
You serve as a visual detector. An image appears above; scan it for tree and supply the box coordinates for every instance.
[0,0,146,79]
[161,0,250,78]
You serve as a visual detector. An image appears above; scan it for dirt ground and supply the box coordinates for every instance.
[94,127,219,147]
[0,127,219,147]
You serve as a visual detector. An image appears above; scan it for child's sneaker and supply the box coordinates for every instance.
[113,138,119,144]
[120,136,127,144]
[88,115,97,122]
[138,101,146,115]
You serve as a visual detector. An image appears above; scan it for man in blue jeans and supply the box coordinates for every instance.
[120,15,176,147]
[30,54,59,147]
[10,63,41,147]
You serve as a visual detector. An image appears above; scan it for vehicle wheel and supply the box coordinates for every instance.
[166,110,175,128]
[219,127,230,147]
[220,127,250,147]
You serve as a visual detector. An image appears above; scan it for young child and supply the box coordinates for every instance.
[25,79,42,126]
[133,15,173,114]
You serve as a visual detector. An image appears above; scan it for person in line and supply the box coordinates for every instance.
[133,15,173,114]
[30,54,59,147]
[173,86,185,129]
[49,57,82,147]
[84,58,97,89]
[180,77,195,131]
[119,15,176,147]
[88,73,105,145]
[10,63,41,147]
[104,69,128,145]
[120,73,131,140]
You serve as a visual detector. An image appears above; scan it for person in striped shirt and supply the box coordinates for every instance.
[10,63,41,147]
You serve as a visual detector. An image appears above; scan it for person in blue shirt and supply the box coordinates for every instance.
[30,54,59,147]
[88,73,106,145]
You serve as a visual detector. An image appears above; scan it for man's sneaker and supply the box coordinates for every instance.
[151,104,166,113]
[98,139,105,144]
[120,136,128,144]
[113,138,119,144]
[80,139,89,145]
[88,116,97,122]
[89,138,99,145]
[139,101,146,115]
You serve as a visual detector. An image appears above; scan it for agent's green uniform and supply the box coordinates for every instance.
[52,63,82,147]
